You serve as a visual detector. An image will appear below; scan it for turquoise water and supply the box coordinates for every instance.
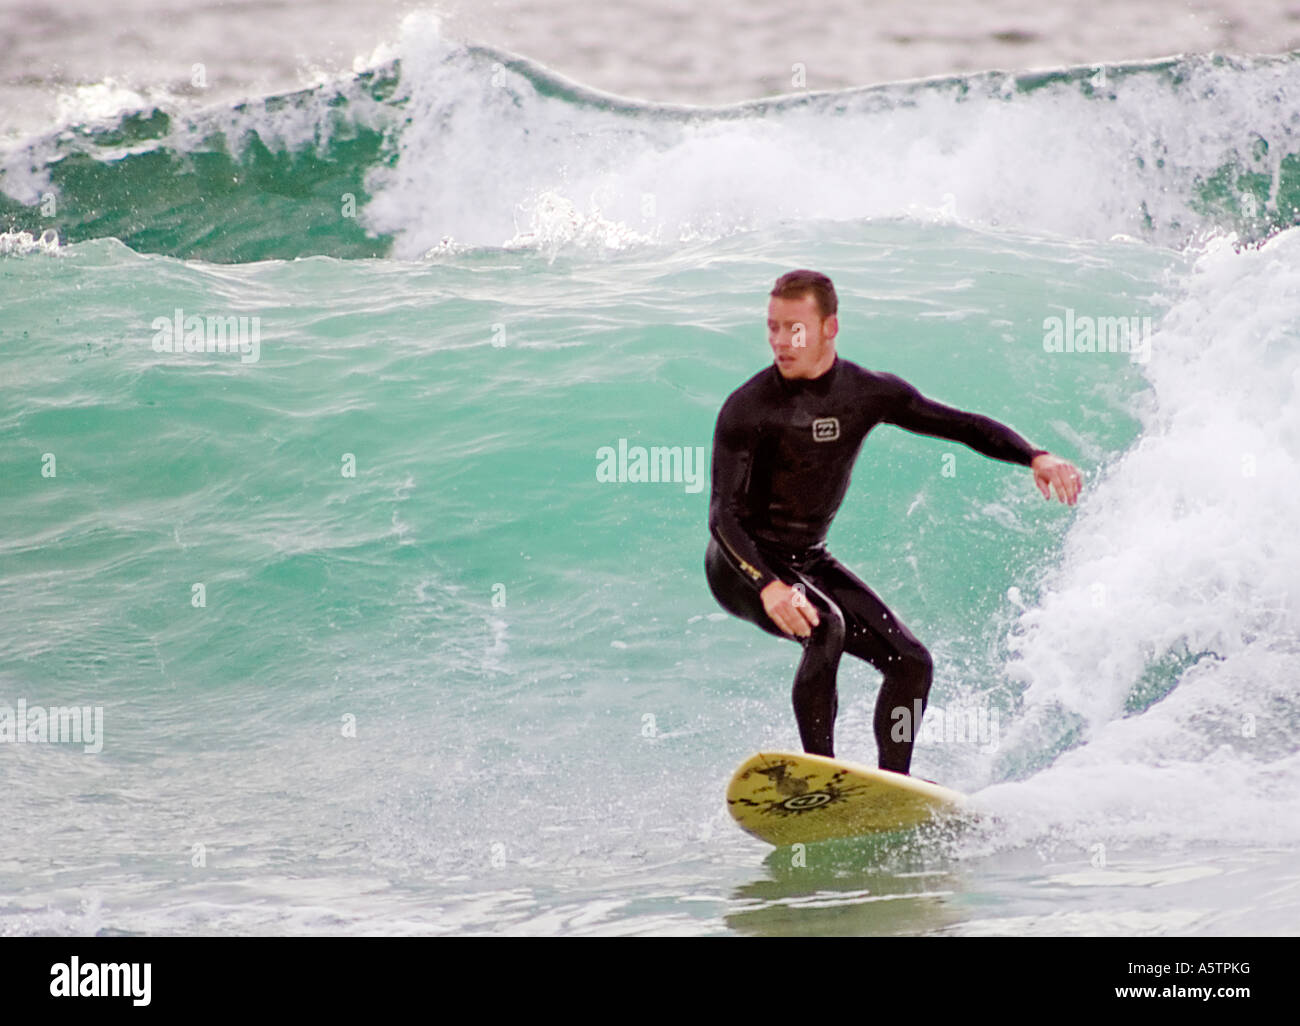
[2,21,1299,935]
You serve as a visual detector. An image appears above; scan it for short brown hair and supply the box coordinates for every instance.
[770,269,837,319]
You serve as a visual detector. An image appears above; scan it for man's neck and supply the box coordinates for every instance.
[780,352,837,381]
[808,351,837,378]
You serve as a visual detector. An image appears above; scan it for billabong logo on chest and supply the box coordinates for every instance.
[812,417,840,442]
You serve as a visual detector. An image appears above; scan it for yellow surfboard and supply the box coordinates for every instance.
[726,750,970,846]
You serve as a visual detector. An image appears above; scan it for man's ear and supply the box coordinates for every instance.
[824,314,839,341]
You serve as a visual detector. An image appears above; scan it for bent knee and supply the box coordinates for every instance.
[804,602,846,650]
[884,640,932,681]
[905,644,933,681]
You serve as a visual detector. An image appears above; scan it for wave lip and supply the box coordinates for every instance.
[3,13,1300,261]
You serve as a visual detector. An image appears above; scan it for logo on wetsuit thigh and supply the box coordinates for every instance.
[812,417,840,442]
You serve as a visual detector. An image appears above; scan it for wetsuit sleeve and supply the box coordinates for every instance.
[708,394,781,593]
[879,373,1048,466]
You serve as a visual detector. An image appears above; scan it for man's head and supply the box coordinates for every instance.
[768,270,838,379]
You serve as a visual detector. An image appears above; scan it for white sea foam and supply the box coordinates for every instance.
[0,229,61,255]
[360,14,1300,257]
[978,228,1300,847]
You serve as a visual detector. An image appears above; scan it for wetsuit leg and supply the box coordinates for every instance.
[705,540,933,773]
[799,553,934,774]
[782,573,846,758]
[704,538,787,642]
[705,539,847,757]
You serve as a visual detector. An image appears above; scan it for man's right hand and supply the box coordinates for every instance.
[760,580,820,638]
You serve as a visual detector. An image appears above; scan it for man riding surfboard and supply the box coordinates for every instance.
[706,269,1082,774]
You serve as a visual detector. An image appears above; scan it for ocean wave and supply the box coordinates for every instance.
[2,14,1299,261]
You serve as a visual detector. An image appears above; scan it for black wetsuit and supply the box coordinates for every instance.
[706,355,1044,773]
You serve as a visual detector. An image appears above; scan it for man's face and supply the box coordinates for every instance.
[767,293,838,379]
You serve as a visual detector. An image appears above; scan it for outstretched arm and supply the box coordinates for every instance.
[881,373,1082,505]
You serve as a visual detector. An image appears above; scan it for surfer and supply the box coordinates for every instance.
[706,269,1082,774]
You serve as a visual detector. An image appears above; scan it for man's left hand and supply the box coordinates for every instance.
[1031,453,1083,505]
